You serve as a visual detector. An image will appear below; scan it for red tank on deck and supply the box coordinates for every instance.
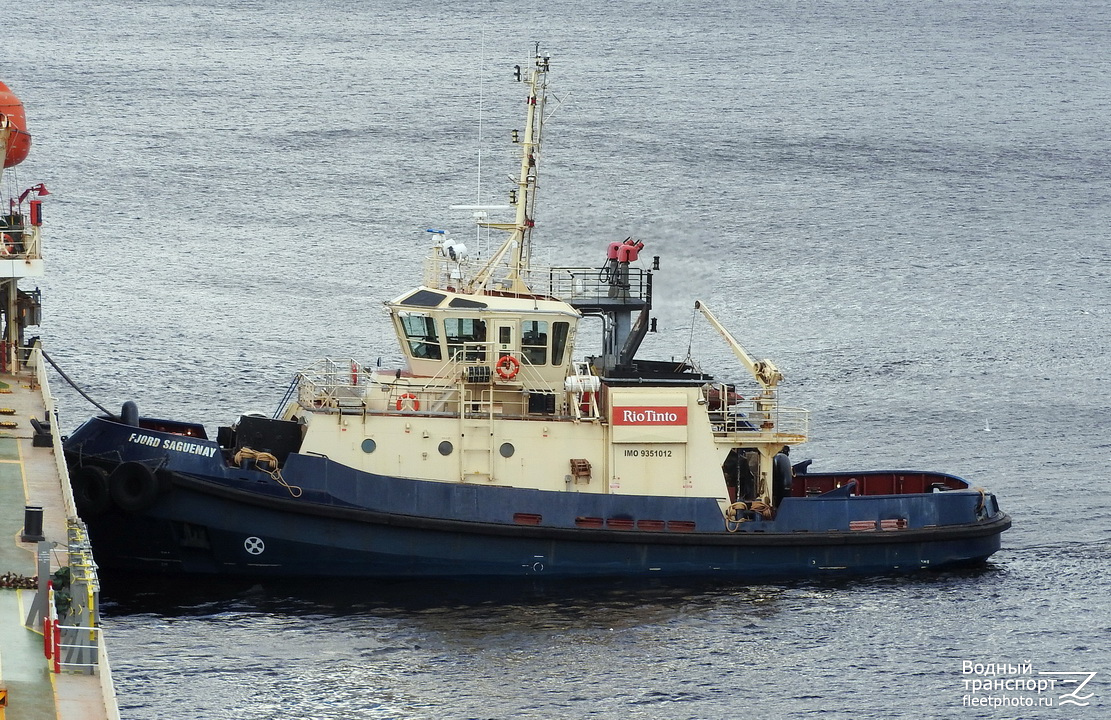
[0,81,32,168]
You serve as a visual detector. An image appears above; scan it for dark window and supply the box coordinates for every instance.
[445,317,487,361]
[400,314,441,359]
[399,290,446,307]
[551,321,570,365]
[521,320,548,365]
[448,297,488,309]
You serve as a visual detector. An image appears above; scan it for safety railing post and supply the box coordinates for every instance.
[52,622,61,673]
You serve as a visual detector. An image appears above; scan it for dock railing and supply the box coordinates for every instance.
[26,343,120,713]
[56,520,102,674]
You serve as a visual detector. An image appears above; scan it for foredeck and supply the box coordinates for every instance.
[0,356,119,720]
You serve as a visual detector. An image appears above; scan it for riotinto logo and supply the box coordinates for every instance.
[612,406,688,425]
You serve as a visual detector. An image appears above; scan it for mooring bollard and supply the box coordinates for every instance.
[20,505,44,542]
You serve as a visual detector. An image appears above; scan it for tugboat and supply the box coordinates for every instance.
[64,51,1010,579]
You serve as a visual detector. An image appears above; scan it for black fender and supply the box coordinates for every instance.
[773,452,793,503]
[108,461,162,513]
[71,465,112,517]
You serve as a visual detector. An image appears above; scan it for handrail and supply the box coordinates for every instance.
[273,373,299,418]
[708,403,809,443]
[0,220,42,260]
[28,343,78,516]
[28,344,110,685]
[423,253,651,305]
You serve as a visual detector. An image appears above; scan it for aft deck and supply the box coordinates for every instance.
[794,470,971,496]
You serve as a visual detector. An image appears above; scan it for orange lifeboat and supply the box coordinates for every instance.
[0,81,32,168]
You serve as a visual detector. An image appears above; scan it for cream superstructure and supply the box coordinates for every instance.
[279,50,808,511]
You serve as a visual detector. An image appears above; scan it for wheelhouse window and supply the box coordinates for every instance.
[552,321,570,365]
[521,320,548,365]
[400,313,441,359]
[445,317,487,361]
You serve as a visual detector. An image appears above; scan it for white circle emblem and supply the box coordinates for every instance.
[244,536,266,555]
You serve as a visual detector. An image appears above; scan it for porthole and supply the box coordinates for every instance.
[499,442,515,458]
[361,439,376,453]
[438,441,454,456]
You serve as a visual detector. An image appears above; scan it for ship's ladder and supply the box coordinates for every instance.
[458,384,495,482]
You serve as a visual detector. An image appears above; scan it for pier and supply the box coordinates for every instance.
[0,352,119,720]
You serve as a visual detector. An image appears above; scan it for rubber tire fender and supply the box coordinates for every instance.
[772,452,793,502]
[109,461,161,514]
[71,465,112,517]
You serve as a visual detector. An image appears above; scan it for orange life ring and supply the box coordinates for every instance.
[0,234,12,257]
[495,354,520,380]
[395,393,420,411]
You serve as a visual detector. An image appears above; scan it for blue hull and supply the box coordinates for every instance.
[65,417,1010,579]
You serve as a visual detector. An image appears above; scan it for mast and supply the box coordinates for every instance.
[470,46,549,295]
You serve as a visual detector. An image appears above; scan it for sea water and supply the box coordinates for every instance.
[5,0,1109,717]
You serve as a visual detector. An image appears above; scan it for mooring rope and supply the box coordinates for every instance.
[233,447,303,498]
[725,500,774,532]
[39,349,118,419]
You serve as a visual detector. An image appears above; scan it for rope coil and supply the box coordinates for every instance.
[233,447,303,498]
[725,500,773,531]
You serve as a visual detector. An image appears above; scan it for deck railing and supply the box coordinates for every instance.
[423,254,650,304]
[0,217,42,260]
[295,357,369,409]
[708,402,809,444]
